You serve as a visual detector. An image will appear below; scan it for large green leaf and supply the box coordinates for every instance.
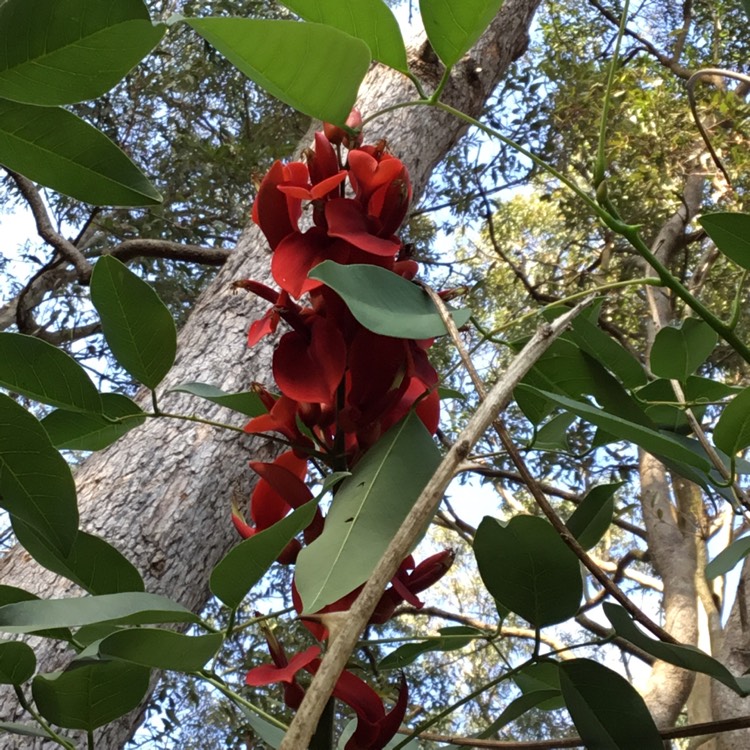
[295,412,441,614]
[90,256,176,389]
[210,499,318,609]
[0,0,165,106]
[559,659,662,749]
[41,393,146,451]
[473,516,582,628]
[0,641,35,684]
[0,99,161,205]
[566,301,647,388]
[650,318,717,382]
[531,412,576,451]
[714,386,750,457]
[239,706,287,749]
[0,587,71,641]
[309,261,472,339]
[187,18,370,124]
[478,690,560,737]
[378,626,480,670]
[518,386,712,474]
[0,593,198,634]
[99,629,223,672]
[0,393,78,556]
[565,482,621,550]
[281,0,408,72]
[699,213,750,270]
[514,662,564,711]
[12,519,144,595]
[604,604,750,696]
[0,333,101,412]
[706,536,750,580]
[517,339,652,428]
[419,0,504,68]
[33,661,150,730]
[169,382,267,418]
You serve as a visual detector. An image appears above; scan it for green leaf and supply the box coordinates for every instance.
[699,213,750,270]
[0,333,101,412]
[281,0,408,72]
[12,518,144,595]
[714,386,750,457]
[532,412,576,451]
[378,626,480,670]
[706,536,750,580]
[0,593,198,634]
[0,641,35,684]
[473,515,582,628]
[419,0,504,68]
[186,18,370,124]
[518,386,712,474]
[0,393,78,556]
[604,603,750,696]
[0,587,71,641]
[0,98,161,205]
[521,339,653,427]
[210,499,318,610]
[743,0,750,19]
[0,722,49,738]
[41,393,146,451]
[559,658,662,749]
[567,301,647,388]
[478,690,560,737]
[0,0,165,106]
[309,262,471,339]
[32,661,150,730]
[99,629,223,672]
[565,483,621,550]
[295,412,441,614]
[514,662,564,710]
[239,706,287,749]
[169,382,267,418]
[90,256,177,389]
[650,318,717,382]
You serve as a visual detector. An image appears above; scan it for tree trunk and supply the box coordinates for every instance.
[0,2,542,747]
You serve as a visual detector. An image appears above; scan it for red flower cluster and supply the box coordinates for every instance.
[235,116,454,749]
[238,127,439,464]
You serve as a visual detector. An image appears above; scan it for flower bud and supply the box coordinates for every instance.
[323,108,363,148]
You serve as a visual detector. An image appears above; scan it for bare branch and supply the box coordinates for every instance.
[103,239,231,267]
[7,170,93,281]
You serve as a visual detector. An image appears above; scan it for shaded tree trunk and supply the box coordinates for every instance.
[0,2,542,747]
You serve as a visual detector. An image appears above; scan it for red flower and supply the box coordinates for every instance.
[273,316,347,404]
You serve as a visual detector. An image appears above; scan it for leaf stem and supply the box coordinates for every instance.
[594,0,630,185]
[13,686,77,750]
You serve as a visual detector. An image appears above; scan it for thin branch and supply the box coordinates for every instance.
[103,239,231,267]
[412,714,750,748]
[7,170,93,280]
[686,68,750,188]
[585,0,692,79]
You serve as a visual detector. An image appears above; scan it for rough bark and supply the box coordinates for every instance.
[0,2,541,747]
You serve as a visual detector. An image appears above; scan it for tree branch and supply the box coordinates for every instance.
[103,239,231,267]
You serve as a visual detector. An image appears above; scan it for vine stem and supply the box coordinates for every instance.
[277,303,588,750]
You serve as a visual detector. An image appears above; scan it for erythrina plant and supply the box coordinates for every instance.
[233,119,454,748]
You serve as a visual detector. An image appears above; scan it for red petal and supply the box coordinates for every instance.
[325,199,400,257]
[273,318,346,404]
[250,454,312,510]
[272,228,345,297]
[253,161,300,249]
[247,307,279,347]
[310,170,348,200]
[245,645,321,686]
[373,674,408,749]
[310,131,340,184]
